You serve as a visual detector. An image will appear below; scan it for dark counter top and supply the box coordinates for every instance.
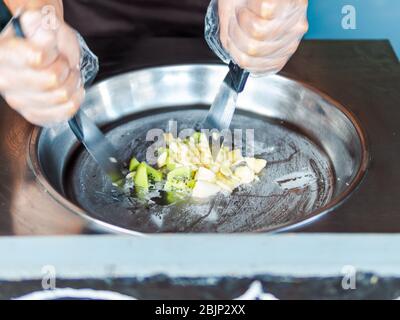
[0,38,399,235]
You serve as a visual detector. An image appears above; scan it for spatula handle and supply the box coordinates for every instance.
[11,17,24,38]
[228,61,250,93]
[11,16,25,38]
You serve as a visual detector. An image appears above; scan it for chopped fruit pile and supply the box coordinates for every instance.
[124,132,267,204]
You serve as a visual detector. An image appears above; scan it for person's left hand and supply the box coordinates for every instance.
[218,0,309,75]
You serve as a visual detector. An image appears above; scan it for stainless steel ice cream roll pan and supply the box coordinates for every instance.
[28,64,369,234]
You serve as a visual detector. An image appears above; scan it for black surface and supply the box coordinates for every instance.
[84,37,400,233]
[64,0,209,38]
[1,273,399,300]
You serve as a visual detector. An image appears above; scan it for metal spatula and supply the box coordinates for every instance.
[11,17,125,186]
[203,61,249,131]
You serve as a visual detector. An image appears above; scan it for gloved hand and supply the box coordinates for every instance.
[218,0,309,75]
[0,11,84,126]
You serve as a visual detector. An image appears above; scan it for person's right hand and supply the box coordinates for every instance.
[218,0,308,75]
[0,11,84,126]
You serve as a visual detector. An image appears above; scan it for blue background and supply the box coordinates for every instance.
[305,0,399,58]
[0,0,398,58]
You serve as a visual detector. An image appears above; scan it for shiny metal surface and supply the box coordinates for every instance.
[69,110,125,185]
[29,64,369,234]
[203,62,249,130]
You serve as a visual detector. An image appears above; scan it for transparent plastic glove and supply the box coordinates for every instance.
[0,10,98,126]
[206,0,308,75]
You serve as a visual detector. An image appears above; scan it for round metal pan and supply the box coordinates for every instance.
[29,64,369,234]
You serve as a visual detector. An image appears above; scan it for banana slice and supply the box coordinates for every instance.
[245,158,267,174]
[195,167,216,182]
[228,149,243,165]
[234,166,255,184]
[216,172,240,192]
[215,180,234,193]
[192,181,221,198]
[163,133,174,144]
[220,163,233,177]
[157,151,168,168]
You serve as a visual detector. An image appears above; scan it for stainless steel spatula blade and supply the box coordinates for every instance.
[203,62,249,131]
[69,110,125,185]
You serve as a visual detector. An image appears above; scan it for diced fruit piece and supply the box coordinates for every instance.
[191,157,201,166]
[164,180,190,194]
[192,181,221,198]
[188,142,200,157]
[129,157,140,172]
[200,150,213,166]
[220,163,233,177]
[245,157,267,174]
[187,179,196,189]
[164,191,187,205]
[164,167,192,193]
[210,164,220,173]
[198,132,208,144]
[179,143,189,156]
[166,163,177,171]
[126,172,136,180]
[199,142,212,162]
[228,149,243,164]
[165,191,177,204]
[215,147,227,164]
[195,167,216,182]
[134,162,149,198]
[169,141,179,153]
[193,132,201,143]
[166,154,177,165]
[211,132,220,140]
[255,159,267,174]
[234,166,255,184]
[157,151,168,168]
[163,133,174,144]
[216,172,240,190]
[167,167,191,180]
[112,178,125,188]
[145,163,163,182]
[215,180,234,193]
